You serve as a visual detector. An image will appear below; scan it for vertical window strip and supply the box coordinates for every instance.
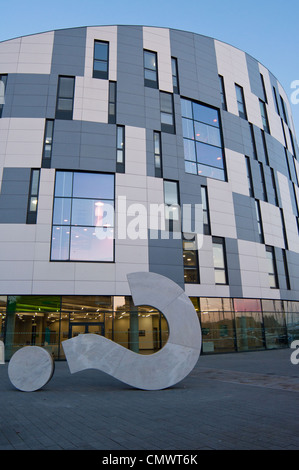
[160,92,175,134]
[235,84,247,119]
[219,75,227,111]
[116,126,125,173]
[171,57,179,94]
[108,81,116,124]
[259,99,270,133]
[42,119,54,168]
[270,168,279,206]
[250,123,258,160]
[212,237,228,285]
[280,208,289,250]
[266,245,279,289]
[93,40,109,79]
[255,199,264,243]
[273,86,280,115]
[0,74,8,118]
[27,169,40,224]
[282,249,291,290]
[245,156,254,197]
[280,95,288,125]
[56,75,75,120]
[261,130,269,165]
[259,162,267,202]
[260,73,267,103]
[144,50,158,88]
[183,235,199,283]
[201,185,211,235]
[154,131,162,177]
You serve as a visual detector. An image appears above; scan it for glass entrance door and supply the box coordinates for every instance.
[69,322,105,338]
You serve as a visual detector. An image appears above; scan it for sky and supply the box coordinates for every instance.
[1,0,299,134]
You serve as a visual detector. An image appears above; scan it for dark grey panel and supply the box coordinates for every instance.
[0,168,31,223]
[225,238,243,298]
[148,231,184,287]
[233,193,259,243]
[51,27,87,76]
[246,54,265,101]
[221,111,244,154]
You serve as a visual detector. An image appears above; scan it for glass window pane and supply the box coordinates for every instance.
[183,139,196,161]
[93,61,108,72]
[94,42,108,61]
[185,161,197,174]
[194,121,221,147]
[160,93,172,113]
[182,118,194,139]
[70,226,113,261]
[117,127,124,148]
[59,77,74,98]
[144,69,157,81]
[117,149,124,163]
[164,181,178,205]
[31,170,40,195]
[29,196,38,212]
[144,51,156,70]
[214,269,226,284]
[213,243,225,269]
[57,98,73,111]
[161,112,173,125]
[51,226,70,260]
[197,164,225,180]
[72,199,114,227]
[55,172,73,197]
[196,142,224,168]
[53,198,72,225]
[73,173,114,199]
[193,103,219,127]
[181,99,193,119]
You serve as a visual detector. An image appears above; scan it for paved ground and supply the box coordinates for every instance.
[0,347,298,451]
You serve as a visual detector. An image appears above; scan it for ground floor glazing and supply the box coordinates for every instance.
[0,295,298,360]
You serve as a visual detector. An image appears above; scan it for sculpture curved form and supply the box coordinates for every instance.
[62,272,202,390]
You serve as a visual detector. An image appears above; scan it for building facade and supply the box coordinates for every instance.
[0,25,298,360]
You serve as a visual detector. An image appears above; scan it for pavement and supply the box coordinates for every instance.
[0,347,298,451]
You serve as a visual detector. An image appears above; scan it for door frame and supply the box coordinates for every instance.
[69,322,105,338]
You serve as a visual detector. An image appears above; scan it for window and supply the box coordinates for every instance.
[212,237,227,285]
[160,92,175,134]
[259,162,267,202]
[271,168,279,206]
[260,73,267,103]
[93,41,109,79]
[249,123,258,160]
[280,208,288,250]
[265,246,279,289]
[219,75,227,111]
[171,57,179,94]
[154,131,162,177]
[51,171,114,262]
[144,50,158,88]
[56,76,75,120]
[235,84,247,119]
[108,81,116,124]
[0,74,7,118]
[245,156,254,197]
[183,235,199,283]
[27,169,40,224]
[164,180,180,232]
[255,199,264,243]
[116,126,125,173]
[261,130,269,165]
[181,97,225,181]
[280,95,288,125]
[42,119,54,168]
[201,186,211,235]
[282,249,291,290]
[259,99,270,133]
[273,86,280,115]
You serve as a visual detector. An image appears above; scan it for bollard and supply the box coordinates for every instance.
[0,340,5,364]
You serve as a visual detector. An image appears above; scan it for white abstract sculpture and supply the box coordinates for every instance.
[62,272,202,390]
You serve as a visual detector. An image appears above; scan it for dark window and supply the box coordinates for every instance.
[116,126,125,173]
[201,185,211,235]
[164,180,180,232]
[42,119,54,168]
[270,168,279,206]
[255,199,264,243]
[51,171,114,262]
[154,131,162,177]
[265,246,279,289]
[144,50,158,88]
[280,208,288,250]
[108,81,116,124]
[56,76,75,120]
[272,86,280,115]
[27,169,40,224]
[181,97,225,181]
[93,41,109,79]
[219,75,227,111]
[249,123,258,160]
[171,57,179,94]
[183,235,199,283]
[245,156,254,197]
[261,130,269,165]
[160,92,175,134]
[280,95,288,125]
[212,237,228,285]
[282,249,291,290]
[235,84,247,119]
[259,99,270,133]
[260,73,267,103]
[0,74,8,118]
[259,162,267,202]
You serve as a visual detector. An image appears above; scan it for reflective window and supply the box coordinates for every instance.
[235,84,247,120]
[27,169,40,224]
[219,75,227,111]
[51,171,114,262]
[183,235,199,283]
[212,237,227,285]
[171,57,179,94]
[160,92,175,134]
[42,119,54,168]
[0,74,8,118]
[259,99,270,133]
[108,81,116,123]
[144,50,158,88]
[200,298,235,353]
[154,131,162,177]
[265,245,279,289]
[181,98,225,181]
[93,41,109,79]
[116,126,125,173]
[56,76,75,120]
[262,300,288,349]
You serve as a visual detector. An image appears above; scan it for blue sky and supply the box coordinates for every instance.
[1,0,299,134]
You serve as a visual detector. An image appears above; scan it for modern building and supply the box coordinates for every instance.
[0,25,298,360]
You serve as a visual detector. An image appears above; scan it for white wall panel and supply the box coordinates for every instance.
[260,201,284,248]
[207,178,237,238]
[143,27,173,93]
[225,149,249,196]
[73,76,108,123]
[4,118,44,167]
[16,32,54,74]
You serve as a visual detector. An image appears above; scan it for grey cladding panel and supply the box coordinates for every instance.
[51,27,87,76]
[0,168,31,224]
